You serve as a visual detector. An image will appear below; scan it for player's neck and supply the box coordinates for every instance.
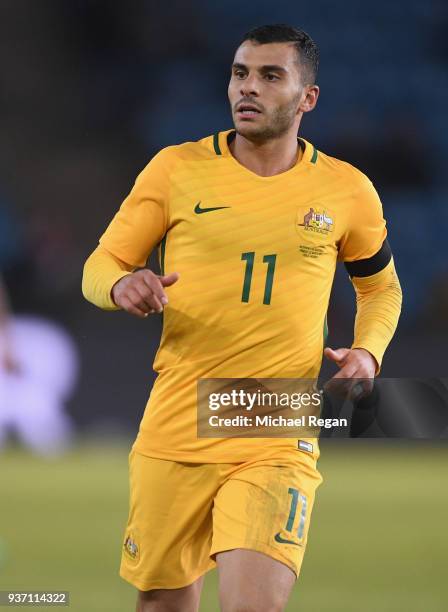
[229,130,302,177]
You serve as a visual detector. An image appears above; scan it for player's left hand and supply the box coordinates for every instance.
[323,347,377,379]
[323,347,377,401]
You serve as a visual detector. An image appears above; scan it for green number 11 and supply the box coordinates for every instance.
[241,252,277,305]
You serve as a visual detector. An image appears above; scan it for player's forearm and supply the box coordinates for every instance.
[82,245,135,310]
[351,258,402,371]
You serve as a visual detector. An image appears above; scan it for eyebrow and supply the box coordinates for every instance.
[232,62,288,74]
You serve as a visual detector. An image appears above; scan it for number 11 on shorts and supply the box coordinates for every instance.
[286,487,307,540]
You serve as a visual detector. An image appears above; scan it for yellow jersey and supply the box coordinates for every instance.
[98,129,387,462]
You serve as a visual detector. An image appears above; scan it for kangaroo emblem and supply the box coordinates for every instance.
[303,207,314,227]
[297,207,334,234]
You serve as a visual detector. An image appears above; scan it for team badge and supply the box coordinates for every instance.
[296,206,335,236]
[124,535,139,560]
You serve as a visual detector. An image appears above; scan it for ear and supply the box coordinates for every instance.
[299,85,319,113]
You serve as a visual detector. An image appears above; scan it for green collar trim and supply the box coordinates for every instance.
[213,133,222,156]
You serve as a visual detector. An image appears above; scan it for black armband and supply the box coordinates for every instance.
[344,239,392,278]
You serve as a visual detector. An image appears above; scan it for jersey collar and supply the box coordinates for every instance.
[214,129,318,177]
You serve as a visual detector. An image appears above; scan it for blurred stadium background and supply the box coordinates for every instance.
[0,1,447,610]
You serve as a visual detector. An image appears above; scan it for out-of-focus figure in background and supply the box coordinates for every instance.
[0,274,79,455]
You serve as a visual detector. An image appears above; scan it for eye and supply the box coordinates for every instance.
[265,73,279,81]
[234,70,246,79]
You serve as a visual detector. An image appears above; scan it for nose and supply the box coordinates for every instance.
[240,74,260,97]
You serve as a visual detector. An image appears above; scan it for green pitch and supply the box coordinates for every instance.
[1,441,446,611]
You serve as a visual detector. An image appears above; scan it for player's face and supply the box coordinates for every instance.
[228,41,313,142]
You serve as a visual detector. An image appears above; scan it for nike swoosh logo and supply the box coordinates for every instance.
[194,201,230,214]
[274,533,301,546]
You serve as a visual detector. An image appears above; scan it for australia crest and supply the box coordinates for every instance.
[296,206,335,236]
[124,534,139,560]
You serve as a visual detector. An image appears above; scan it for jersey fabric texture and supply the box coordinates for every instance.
[97,129,390,463]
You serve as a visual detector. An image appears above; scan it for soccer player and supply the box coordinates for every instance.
[82,24,402,612]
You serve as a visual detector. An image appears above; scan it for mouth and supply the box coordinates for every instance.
[236,103,262,119]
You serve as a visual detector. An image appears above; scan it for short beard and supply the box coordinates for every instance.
[235,92,301,143]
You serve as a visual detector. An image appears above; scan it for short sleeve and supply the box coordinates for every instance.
[99,149,172,268]
[338,176,387,263]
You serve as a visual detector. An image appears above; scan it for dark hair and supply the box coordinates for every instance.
[240,24,319,84]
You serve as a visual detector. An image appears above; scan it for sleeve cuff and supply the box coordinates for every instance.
[351,341,383,376]
[102,271,133,310]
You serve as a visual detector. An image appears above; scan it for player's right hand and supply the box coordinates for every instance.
[111,270,179,318]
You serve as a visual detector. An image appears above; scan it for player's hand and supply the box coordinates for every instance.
[111,270,180,318]
[324,347,377,379]
[323,347,377,400]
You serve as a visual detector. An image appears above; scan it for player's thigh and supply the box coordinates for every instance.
[216,548,295,612]
[136,575,204,612]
